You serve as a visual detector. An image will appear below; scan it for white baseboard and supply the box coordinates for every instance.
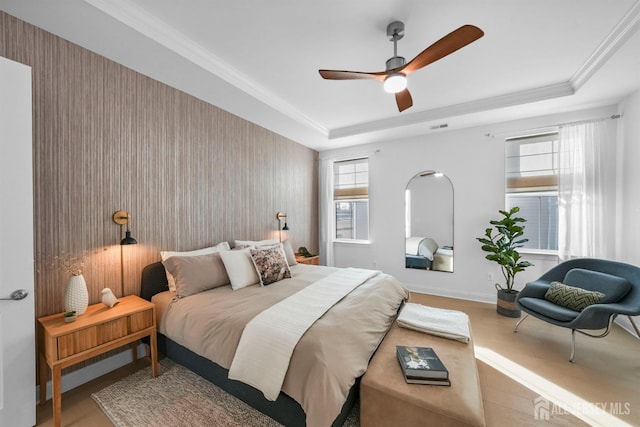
[35,342,147,403]
[406,286,495,305]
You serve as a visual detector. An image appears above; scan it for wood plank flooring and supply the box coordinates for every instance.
[36,293,639,426]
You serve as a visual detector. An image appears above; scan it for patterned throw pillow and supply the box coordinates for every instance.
[250,246,291,286]
[544,281,605,312]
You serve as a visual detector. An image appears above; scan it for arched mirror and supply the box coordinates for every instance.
[405,171,454,272]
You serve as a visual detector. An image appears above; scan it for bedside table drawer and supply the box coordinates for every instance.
[98,317,129,343]
[57,317,129,359]
[129,309,153,332]
[57,327,99,359]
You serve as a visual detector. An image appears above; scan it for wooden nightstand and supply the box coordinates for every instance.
[37,295,158,427]
[295,254,320,265]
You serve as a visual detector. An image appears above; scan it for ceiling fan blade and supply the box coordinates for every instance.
[319,69,388,81]
[401,25,484,75]
[395,89,413,112]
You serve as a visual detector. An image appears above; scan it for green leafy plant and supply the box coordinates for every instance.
[63,310,76,317]
[297,247,315,258]
[476,206,534,293]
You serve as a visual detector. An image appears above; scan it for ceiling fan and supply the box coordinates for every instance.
[318,21,484,112]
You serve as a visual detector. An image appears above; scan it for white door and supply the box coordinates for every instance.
[0,56,35,426]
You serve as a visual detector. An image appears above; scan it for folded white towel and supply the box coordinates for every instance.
[397,302,471,343]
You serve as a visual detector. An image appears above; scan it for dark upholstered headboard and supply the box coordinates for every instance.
[140,262,169,301]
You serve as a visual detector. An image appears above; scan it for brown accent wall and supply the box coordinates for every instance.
[0,12,318,319]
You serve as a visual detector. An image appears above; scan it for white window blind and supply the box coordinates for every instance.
[505,133,559,251]
[506,132,559,192]
[506,193,558,251]
[334,158,369,241]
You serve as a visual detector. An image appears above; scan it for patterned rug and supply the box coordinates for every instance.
[92,359,360,427]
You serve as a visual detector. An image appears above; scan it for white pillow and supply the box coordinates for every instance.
[161,241,230,292]
[281,240,297,266]
[219,247,260,290]
[235,238,279,248]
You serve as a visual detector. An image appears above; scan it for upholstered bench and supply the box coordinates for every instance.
[360,322,486,427]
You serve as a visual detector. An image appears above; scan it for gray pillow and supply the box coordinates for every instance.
[418,238,439,260]
[162,252,230,297]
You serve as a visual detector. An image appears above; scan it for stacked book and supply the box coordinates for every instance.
[396,345,450,386]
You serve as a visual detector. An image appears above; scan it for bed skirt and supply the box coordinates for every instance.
[156,333,359,427]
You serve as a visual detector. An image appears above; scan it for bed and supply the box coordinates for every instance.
[140,256,408,427]
[405,236,436,269]
[405,237,454,272]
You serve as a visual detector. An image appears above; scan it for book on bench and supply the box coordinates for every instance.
[396,345,449,384]
[404,376,451,386]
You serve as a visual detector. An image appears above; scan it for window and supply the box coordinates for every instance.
[505,132,559,251]
[334,158,369,241]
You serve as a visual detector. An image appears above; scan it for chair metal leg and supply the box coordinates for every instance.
[570,316,617,363]
[514,313,529,332]
[516,313,627,363]
[628,315,640,338]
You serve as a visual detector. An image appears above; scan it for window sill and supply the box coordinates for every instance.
[333,239,371,245]
[519,248,559,258]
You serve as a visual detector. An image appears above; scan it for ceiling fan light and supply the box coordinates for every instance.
[383,73,407,93]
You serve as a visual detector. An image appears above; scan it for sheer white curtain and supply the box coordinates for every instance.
[558,120,617,260]
[319,158,335,266]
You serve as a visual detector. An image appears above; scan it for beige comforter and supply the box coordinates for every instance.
[154,264,408,427]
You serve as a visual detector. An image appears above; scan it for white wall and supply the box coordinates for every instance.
[322,105,621,303]
[616,89,640,335]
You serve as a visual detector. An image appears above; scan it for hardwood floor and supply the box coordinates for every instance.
[36,293,639,426]
[411,294,639,427]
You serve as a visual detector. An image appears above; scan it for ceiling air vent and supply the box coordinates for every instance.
[430,123,448,130]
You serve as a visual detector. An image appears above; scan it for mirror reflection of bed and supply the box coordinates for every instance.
[405,171,454,272]
[405,236,454,272]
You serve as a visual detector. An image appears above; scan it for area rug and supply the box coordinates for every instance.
[92,359,360,427]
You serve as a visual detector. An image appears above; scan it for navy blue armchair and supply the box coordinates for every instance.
[515,258,640,362]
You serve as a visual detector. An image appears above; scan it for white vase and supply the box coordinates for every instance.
[64,274,89,315]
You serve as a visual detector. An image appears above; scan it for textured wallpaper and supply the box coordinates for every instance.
[1,11,318,319]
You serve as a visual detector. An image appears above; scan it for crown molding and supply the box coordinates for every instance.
[328,82,574,139]
[570,0,640,90]
[330,1,640,140]
[83,0,329,137]
[83,0,639,142]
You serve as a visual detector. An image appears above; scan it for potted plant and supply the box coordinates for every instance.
[63,310,77,323]
[297,247,315,258]
[476,206,533,317]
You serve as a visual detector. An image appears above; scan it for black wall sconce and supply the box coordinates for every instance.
[276,211,289,242]
[113,210,137,295]
[113,210,137,245]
